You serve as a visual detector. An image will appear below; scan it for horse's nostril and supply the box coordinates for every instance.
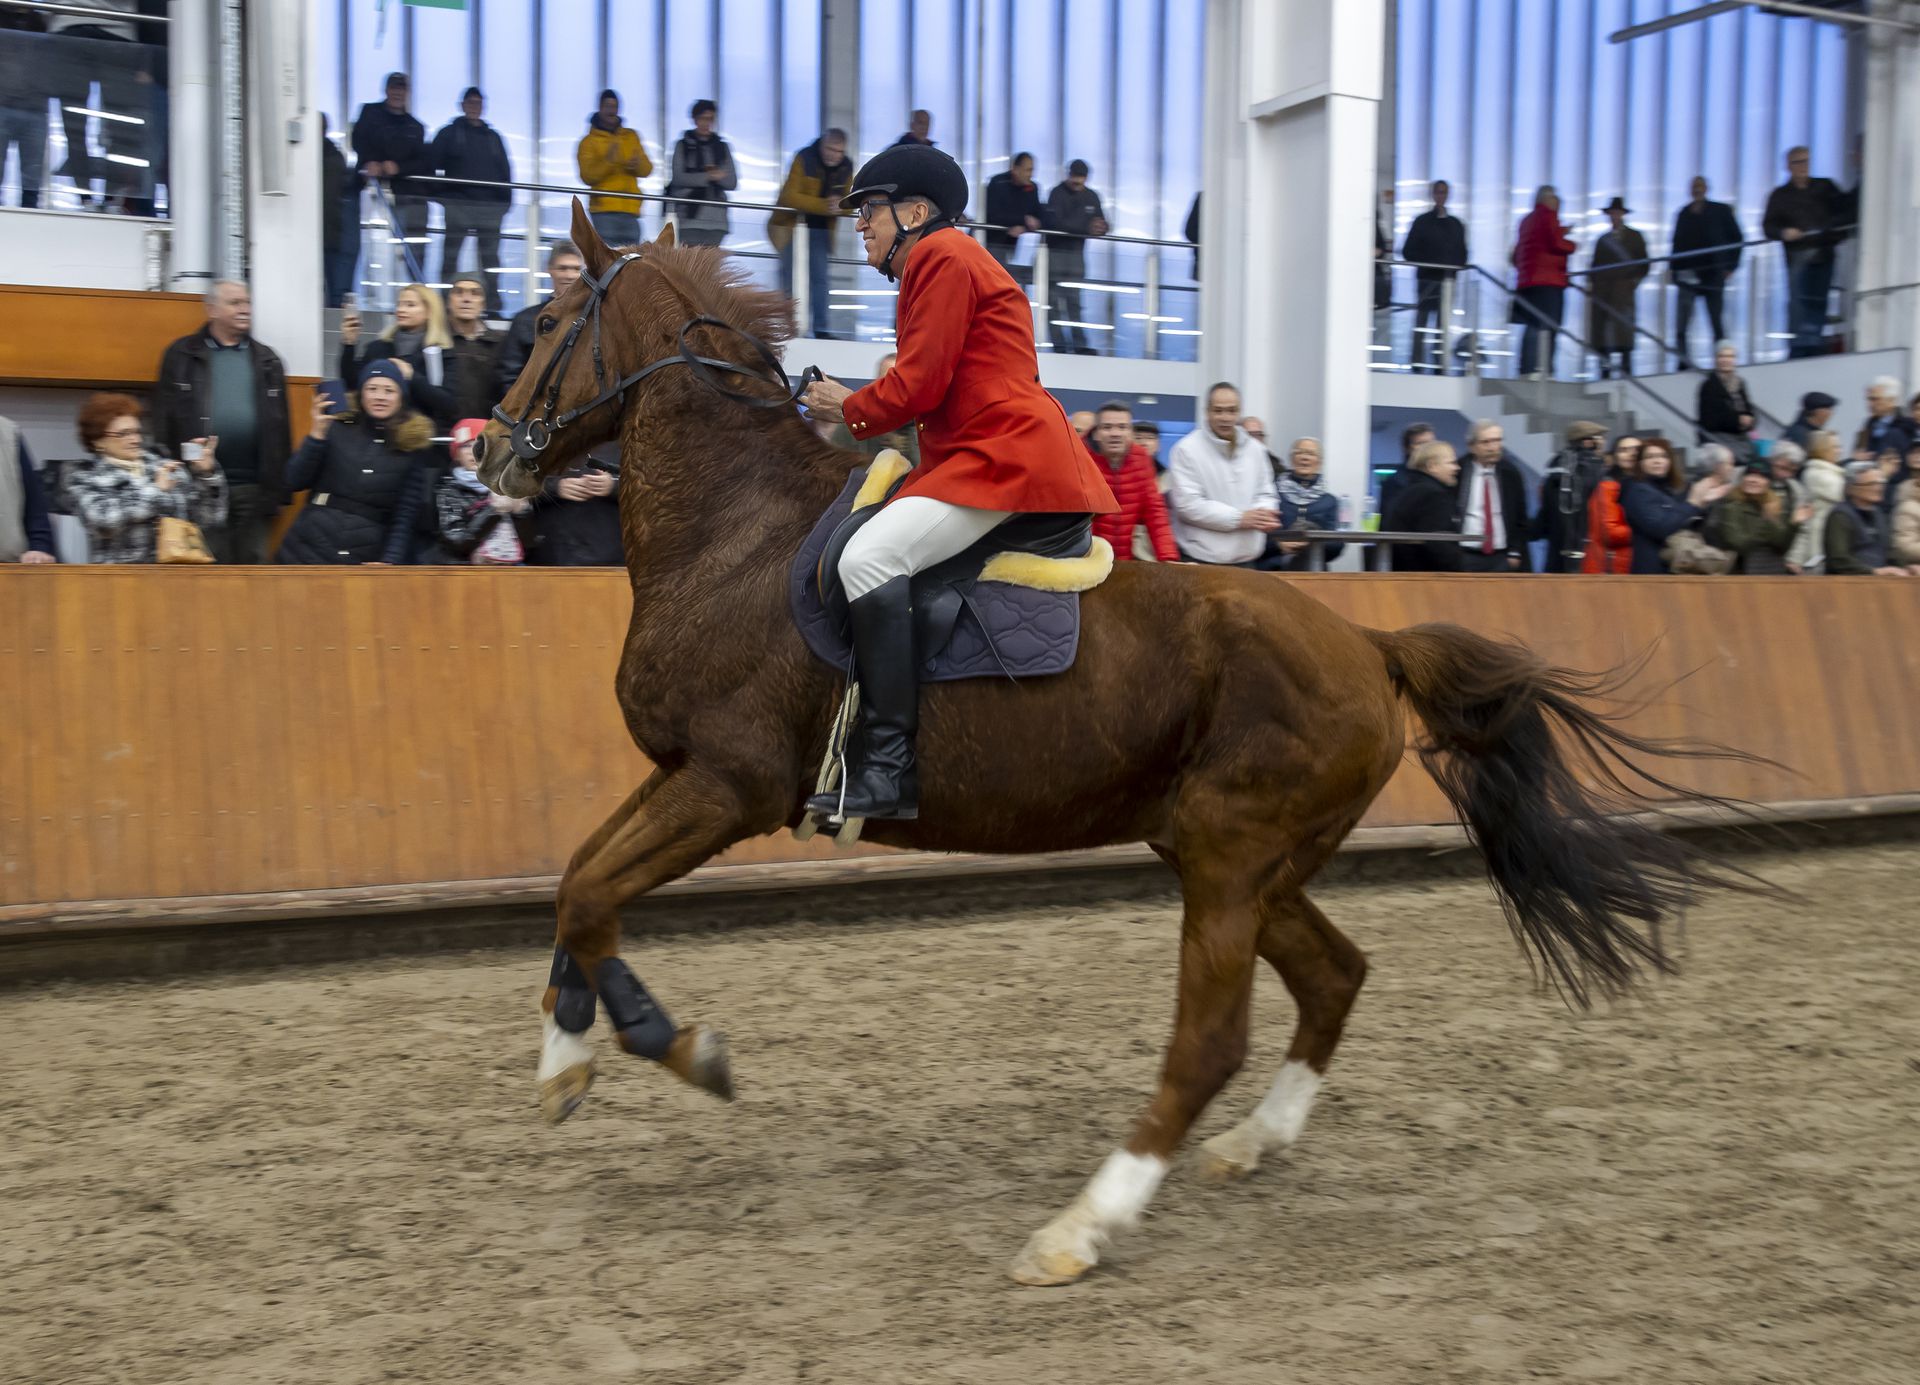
[471,433,488,467]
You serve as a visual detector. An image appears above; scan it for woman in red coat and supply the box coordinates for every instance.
[800,144,1117,822]
[1512,185,1577,378]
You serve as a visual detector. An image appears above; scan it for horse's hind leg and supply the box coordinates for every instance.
[539,765,747,1123]
[1009,851,1263,1286]
[1198,886,1367,1180]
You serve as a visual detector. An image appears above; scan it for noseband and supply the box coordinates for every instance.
[490,250,819,468]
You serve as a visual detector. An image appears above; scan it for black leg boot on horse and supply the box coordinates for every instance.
[809,575,920,823]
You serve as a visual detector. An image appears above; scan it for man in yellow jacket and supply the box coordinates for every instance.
[770,128,853,338]
[576,89,652,247]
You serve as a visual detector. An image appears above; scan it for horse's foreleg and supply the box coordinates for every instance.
[538,766,747,1123]
[1009,859,1261,1286]
[1198,888,1367,1180]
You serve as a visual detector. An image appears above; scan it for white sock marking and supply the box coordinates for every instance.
[538,1011,595,1082]
[1082,1149,1168,1230]
[1247,1060,1323,1146]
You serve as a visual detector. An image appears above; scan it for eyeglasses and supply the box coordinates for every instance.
[854,198,891,225]
[101,427,143,441]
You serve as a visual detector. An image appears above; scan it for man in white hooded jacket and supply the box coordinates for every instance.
[1166,382,1280,564]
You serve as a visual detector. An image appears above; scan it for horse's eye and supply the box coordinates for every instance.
[537,316,557,336]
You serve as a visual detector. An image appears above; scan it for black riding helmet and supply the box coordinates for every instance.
[840,144,970,280]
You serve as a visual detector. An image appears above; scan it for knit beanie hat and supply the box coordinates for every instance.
[361,359,407,390]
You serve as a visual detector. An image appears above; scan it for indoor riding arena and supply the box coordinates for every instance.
[3,571,1915,1385]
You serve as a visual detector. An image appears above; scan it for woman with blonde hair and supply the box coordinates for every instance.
[1786,428,1846,573]
[338,282,458,425]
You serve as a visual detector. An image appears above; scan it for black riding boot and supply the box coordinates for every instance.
[808,575,919,821]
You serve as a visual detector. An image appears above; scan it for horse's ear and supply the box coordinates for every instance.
[570,198,614,275]
[653,219,676,249]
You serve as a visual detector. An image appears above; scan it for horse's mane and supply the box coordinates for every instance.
[647,245,796,351]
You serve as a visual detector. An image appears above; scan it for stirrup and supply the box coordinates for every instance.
[795,681,866,847]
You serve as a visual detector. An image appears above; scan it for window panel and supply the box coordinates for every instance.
[541,0,600,187]
[857,0,907,161]
[781,0,824,162]
[910,0,962,168]
[1010,0,1060,185]
[607,0,664,183]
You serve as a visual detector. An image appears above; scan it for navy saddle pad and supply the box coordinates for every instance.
[788,465,1092,683]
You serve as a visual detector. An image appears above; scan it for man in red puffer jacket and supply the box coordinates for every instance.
[1087,400,1178,562]
[1512,185,1578,379]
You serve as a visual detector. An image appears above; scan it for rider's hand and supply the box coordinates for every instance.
[801,376,854,426]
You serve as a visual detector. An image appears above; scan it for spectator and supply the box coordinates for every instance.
[431,418,530,565]
[1454,420,1531,572]
[1401,180,1468,375]
[0,414,56,563]
[1166,382,1277,566]
[1373,193,1392,323]
[1624,437,1724,573]
[1580,433,1637,575]
[1512,185,1576,378]
[1383,441,1465,572]
[430,87,514,313]
[1069,411,1095,439]
[1132,420,1161,466]
[983,152,1044,285]
[1044,160,1109,356]
[47,1,153,214]
[276,362,429,566]
[1769,439,1810,514]
[1786,430,1846,574]
[665,99,735,248]
[1892,459,1920,573]
[443,272,502,423]
[152,280,293,564]
[1782,390,1836,452]
[771,127,854,337]
[825,354,919,463]
[1262,437,1341,572]
[341,282,457,425]
[66,393,227,564]
[320,113,360,308]
[576,89,652,248]
[1184,193,1201,278]
[1586,197,1648,379]
[0,7,48,208]
[1087,401,1177,564]
[1696,342,1755,455]
[1242,416,1276,464]
[495,241,585,398]
[1855,375,1917,460]
[1763,144,1850,358]
[352,72,430,253]
[1670,176,1743,370]
[523,450,623,566]
[894,110,935,147]
[1821,462,1905,576]
[1535,420,1609,573]
[1709,460,1806,575]
[1378,420,1436,526]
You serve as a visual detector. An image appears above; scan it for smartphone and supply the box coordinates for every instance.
[318,379,349,414]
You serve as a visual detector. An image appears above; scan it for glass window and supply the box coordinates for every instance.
[607,0,665,193]
[857,0,906,162]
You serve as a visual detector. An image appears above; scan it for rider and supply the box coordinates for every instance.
[800,145,1118,823]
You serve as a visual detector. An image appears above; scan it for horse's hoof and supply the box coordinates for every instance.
[540,1061,596,1125]
[1197,1128,1263,1181]
[663,1024,734,1102]
[1008,1239,1096,1287]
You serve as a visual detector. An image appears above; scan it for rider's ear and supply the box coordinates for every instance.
[569,197,615,277]
[653,220,676,250]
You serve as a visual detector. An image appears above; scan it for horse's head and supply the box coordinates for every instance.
[477,199,797,499]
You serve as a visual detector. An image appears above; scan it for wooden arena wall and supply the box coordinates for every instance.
[3,569,1917,909]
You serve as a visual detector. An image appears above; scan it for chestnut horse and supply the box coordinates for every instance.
[477,204,1741,1286]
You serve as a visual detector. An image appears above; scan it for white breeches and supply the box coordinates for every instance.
[838,495,1010,599]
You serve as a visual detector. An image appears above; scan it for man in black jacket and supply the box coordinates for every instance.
[1762,146,1850,359]
[1453,420,1532,571]
[1670,176,1743,369]
[153,280,291,563]
[1534,421,1609,573]
[1044,160,1108,355]
[493,241,584,405]
[1400,180,1468,375]
[320,113,360,307]
[352,72,431,257]
[983,152,1043,285]
[430,87,514,313]
[444,272,502,426]
[524,450,623,566]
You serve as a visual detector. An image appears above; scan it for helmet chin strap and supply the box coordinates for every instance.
[877,204,953,282]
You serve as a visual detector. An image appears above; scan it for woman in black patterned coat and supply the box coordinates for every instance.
[65,392,227,564]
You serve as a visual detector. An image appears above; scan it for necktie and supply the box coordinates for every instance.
[1481,469,1496,555]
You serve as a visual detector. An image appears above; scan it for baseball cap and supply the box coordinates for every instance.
[451,418,490,448]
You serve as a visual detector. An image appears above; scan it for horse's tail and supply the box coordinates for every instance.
[1364,622,1769,1007]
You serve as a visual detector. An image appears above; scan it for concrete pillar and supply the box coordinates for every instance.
[166,0,215,294]
[244,0,324,377]
[1199,0,1386,521]
[1854,0,1920,363]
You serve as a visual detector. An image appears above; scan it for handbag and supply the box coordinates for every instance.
[156,515,216,564]
[1661,528,1734,575]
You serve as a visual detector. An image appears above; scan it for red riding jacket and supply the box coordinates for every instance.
[1089,441,1178,562]
[842,229,1118,516]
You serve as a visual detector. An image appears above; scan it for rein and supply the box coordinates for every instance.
[490,250,821,468]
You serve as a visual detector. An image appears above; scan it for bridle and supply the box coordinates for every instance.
[487,249,820,470]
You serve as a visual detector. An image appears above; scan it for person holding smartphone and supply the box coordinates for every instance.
[66,393,226,564]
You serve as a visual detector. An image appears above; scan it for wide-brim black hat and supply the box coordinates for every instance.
[840,144,970,220]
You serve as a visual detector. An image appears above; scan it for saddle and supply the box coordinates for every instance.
[788,451,1113,683]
